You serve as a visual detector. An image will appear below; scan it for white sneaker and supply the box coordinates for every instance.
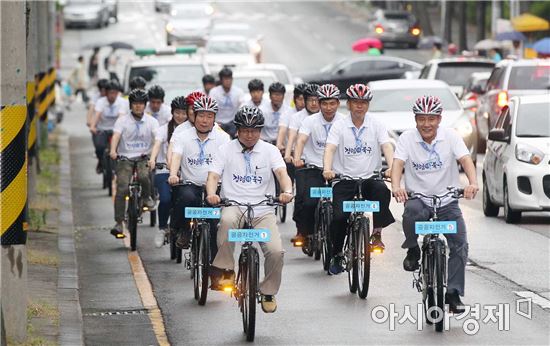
[154,229,166,248]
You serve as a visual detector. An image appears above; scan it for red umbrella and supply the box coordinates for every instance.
[352,37,383,52]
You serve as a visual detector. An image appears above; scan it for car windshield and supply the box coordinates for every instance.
[384,13,414,23]
[129,64,204,88]
[516,102,550,137]
[369,88,461,112]
[508,66,550,90]
[171,4,211,18]
[207,40,249,54]
[434,63,494,87]
[233,75,277,92]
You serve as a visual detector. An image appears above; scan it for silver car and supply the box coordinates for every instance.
[63,0,110,29]
[365,79,479,165]
[482,94,550,223]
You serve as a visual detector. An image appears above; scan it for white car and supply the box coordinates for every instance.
[210,22,263,63]
[482,94,550,223]
[165,3,214,46]
[365,79,479,165]
[205,35,256,75]
[123,47,209,103]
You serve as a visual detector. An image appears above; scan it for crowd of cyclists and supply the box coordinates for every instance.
[86,66,479,315]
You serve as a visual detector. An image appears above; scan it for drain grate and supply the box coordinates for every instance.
[83,308,148,317]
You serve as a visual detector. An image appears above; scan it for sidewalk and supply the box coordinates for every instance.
[13,130,83,346]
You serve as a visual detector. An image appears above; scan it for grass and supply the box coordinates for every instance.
[27,249,58,267]
[7,300,60,346]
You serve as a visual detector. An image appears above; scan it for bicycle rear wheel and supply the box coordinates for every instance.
[346,228,358,294]
[357,217,371,299]
[242,248,258,342]
[128,195,138,251]
[434,242,445,332]
[313,207,321,260]
[321,204,332,272]
[169,227,177,260]
[197,224,210,305]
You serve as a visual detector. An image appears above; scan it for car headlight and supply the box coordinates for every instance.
[453,116,473,138]
[515,143,544,165]
[166,22,174,33]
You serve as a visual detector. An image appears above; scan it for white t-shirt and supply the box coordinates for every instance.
[326,114,390,178]
[153,124,171,174]
[288,108,310,131]
[243,97,269,109]
[210,139,286,217]
[172,127,230,185]
[113,114,159,159]
[260,102,291,143]
[299,112,346,168]
[95,96,129,131]
[394,127,470,206]
[279,108,297,128]
[209,85,245,124]
[145,103,172,127]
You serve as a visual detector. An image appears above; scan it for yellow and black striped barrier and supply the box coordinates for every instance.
[1,104,28,245]
[46,67,56,108]
[27,80,37,157]
[36,71,49,121]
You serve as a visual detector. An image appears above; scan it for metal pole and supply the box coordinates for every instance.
[0,1,28,343]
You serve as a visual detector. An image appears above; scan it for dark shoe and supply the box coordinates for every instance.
[369,232,385,252]
[403,246,421,272]
[260,295,277,313]
[110,223,125,239]
[96,161,103,174]
[176,233,190,249]
[329,254,345,275]
[445,290,466,314]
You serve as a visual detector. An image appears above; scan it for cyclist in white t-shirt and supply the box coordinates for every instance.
[323,84,395,275]
[276,82,307,152]
[149,96,188,248]
[205,106,293,314]
[292,84,346,248]
[208,67,245,138]
[109,89,159,238]
[260,82,290,144]
[145,85,172,126]
[90,80,128,174]
[391,95,478,313]
[243,78,269,109]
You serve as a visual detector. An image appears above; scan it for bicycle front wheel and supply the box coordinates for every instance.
[321,204,332,272]
[346,228,358,294]
[243,247,258,342]
[197,224,210,306]
[356,217,371,299]
[433,241,445,332]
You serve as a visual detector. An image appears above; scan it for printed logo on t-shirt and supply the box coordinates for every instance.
[412,158,443,172]
[187,154,213,166]
[232,174,264,184]
[125,141,148,150]
[344,142,373,156]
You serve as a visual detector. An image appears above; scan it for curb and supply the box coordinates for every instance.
[57,132,84,345]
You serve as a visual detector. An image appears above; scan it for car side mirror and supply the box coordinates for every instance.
[488,128,508,142]
[471,84,486,95]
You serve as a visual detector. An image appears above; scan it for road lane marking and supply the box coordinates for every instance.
[513,291,550,310]
[123,229,170,346]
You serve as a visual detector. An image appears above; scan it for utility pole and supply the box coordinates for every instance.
[27,0,39,198]
[0,1,29,343]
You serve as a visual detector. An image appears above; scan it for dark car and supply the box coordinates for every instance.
[301,56,422,94]
[367,9,421,48]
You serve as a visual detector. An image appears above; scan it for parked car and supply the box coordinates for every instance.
[301,56,422,95]
[105,0,118,22]
[419,57,495,97]
[63,0,110,29]
[205,35,257,75]
[211,22,263,63]
[482,94,550,223]
[475,59,550,152]
[366,79,479,165]
[367,9,421,48]
[123,47,209,103]
[154,0,173,13]
[165,3,214,46]
[461,71,491,107]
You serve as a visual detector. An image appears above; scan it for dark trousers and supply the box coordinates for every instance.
[75,88,89,103]
[170,184,218,258]
[402,199,468,296]
[154,173,171,229]
[92,131,110,160]
[293,168,325,235]
[330,179,394,255]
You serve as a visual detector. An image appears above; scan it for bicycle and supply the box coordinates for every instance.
[408,187,464,332]
[310,179,333,270]
[183,184,220,306]
[99,130,114,196]
[218,196,281,342]
[331,171,384,299]
[118,155,150,251]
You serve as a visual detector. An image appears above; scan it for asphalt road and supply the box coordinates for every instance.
[60,2,549,345]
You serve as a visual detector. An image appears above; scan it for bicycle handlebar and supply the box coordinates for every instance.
[218,195,282,208]
[407,187,464,200]
[117,155,150,162]
[331,170,384,183]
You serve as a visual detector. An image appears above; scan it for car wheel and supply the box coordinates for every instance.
[503,178,521,223]
[482,175,499,217]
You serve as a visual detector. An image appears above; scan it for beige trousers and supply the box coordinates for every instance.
[212,206,284,296]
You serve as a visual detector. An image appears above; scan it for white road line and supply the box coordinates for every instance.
[513,291,550,309]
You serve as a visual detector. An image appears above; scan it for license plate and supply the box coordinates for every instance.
[343,200,380,212]
[415,221,457,234]
[184,207,221,219]
[310,187,333,198]
[228,229,271,242]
